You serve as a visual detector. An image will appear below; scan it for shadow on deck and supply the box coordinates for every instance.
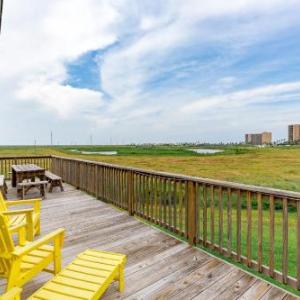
[0,183,297,300]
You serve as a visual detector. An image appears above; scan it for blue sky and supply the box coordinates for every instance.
[1,0,300,145]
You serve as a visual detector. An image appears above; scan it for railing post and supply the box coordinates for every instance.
[128,171,134,216]
[187,180,196,245]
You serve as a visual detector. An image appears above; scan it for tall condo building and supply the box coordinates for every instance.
[245,132,272,145]
[288,124,300,142]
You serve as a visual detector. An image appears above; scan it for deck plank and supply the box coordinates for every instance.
[0,183,298,300]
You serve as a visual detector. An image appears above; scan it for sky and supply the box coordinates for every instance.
[1,0,300,145]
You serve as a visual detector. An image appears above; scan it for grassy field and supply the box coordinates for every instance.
[1,144,300,192]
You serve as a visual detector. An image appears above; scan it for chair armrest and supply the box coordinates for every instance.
[6,198,41,214]
[13,228,65,257]
[0,287,22,300]
[3,209,34,227]
[2,208,34,216]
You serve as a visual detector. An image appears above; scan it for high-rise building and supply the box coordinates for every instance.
[245,132,272,145]
[288,124,300,142]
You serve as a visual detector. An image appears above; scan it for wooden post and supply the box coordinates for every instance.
[128,171,134,216]
[187,180,196,246]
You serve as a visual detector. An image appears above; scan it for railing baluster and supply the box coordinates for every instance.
[227,188,232,257]
[146,175,150,220]
[269,195,275,278]
[203,184,207,246]
[210,185,215,248]
[159,177,163,225]
[185,181,189,237]
[137,174,141,215]
[188,180,196,245]
[257,192,263,273]
[168,179,172,229]
[282,197,288,284]
[154,176,158,223]
[297,200,300,290]
[163,178,167,226]
[178,181,183,234]
[246,191,252,267]
[237,190,242,262]
[173,180,177,232]
[218,186,223,253]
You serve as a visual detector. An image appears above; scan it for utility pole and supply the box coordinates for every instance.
[50,131,53,146]
[0,0,3,34]
[90,135,93,145]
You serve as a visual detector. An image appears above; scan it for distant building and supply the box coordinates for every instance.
[245,132,272,145]
[288,124,300,142]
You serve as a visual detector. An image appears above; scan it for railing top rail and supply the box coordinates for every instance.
[51,155,300,200]
[0,155,51,160]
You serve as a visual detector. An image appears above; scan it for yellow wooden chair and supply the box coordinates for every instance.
[0,213,64,292]
[0,288,21,300]
[0,192,41,241]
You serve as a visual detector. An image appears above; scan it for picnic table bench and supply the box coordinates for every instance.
[0,174,7,199]
[45,171,64,192]
[17,180,48,199]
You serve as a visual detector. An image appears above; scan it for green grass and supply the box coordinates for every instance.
[1,144,300,192]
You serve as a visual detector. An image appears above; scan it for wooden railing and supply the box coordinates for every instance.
[1,155,300,290]
[51,155,300,290]
[0,156,52,179]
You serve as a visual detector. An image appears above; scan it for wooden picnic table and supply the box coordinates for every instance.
[11,164,45,187]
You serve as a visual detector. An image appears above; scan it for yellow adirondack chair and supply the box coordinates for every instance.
[0,213,64,292]
[0,288,21,300]
[0,192,40,241]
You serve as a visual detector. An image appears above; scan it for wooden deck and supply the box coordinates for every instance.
[1,183,299,300]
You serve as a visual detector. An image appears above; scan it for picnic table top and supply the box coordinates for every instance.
[11,164,45,173]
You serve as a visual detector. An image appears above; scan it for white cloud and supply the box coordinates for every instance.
[182,81,300,114]
[16,81,104,118]
[0,0,120,121]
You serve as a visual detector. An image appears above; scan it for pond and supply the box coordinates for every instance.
[188,148,224,154]
[70,150,117,155]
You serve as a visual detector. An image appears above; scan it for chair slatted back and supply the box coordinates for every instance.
[0,214,14,277]
[0,192,8,211]
[0,192,9,224]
